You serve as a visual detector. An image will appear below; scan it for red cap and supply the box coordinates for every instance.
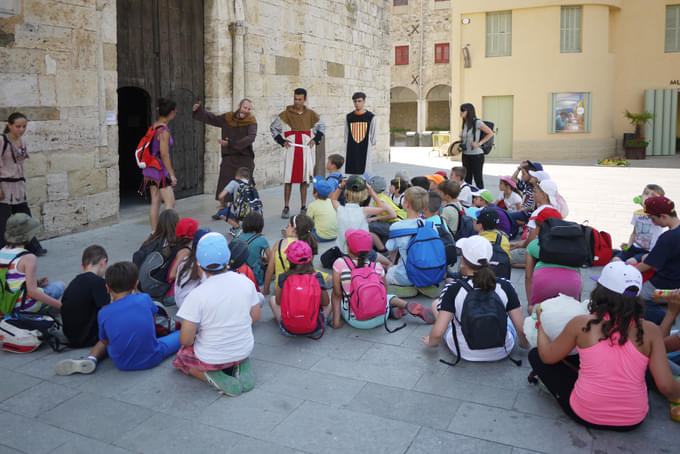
[530,207,562,225]
[175,218,199,239]
[644,196,675,216]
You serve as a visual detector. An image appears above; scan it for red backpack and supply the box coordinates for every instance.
[135,126,163,170]
[280,273,323,338]
[343,257,387,321]
[585,226,613,266]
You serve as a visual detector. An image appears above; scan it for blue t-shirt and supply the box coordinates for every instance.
[645,225,680,289]
[97,293,165,371]
[386,218,422,285]
[239,232,270,286]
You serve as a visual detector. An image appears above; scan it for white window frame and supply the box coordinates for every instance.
[560,6,582,53]
[666,5,680,53]
[486,11,512,57]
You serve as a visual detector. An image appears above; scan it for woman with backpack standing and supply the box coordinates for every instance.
[330,229,434,329]
[0,113,47,256]
[459,103,494,189]
[142,98,178,232]
[421,236,528,362]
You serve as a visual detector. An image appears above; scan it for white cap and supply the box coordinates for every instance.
[529,170,551,182]
[539,179,560,208]
[456,236,493,266]
[590,261,643,296]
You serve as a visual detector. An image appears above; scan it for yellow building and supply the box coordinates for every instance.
[451,0,680,160]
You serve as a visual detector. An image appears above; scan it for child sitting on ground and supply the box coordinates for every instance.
[174,232,261,396]
[238,212,270,287]
[614,184,665,264]
[389,176,408,208]
[162,217,198,306]
[450,166,475,208]
[474,207,511,258]
[367,175,404,246]
[269,240,330,337]
[471,189,513,237]
[0,213,64,315]
[229,238,260,292]
[496,176,522,212]
[326,153,345,190]
[508,161,539,233]
[55,261,181,375]
[439,180,463,238]
[174,228,211,309]
[331,229,434,329]
[216,167,259,237]
[410,176,430,191]
[425,174,446,191]
[61,245,110,348]
[307,176,338,242]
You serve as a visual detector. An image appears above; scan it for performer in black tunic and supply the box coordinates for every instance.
[344,92,377,175]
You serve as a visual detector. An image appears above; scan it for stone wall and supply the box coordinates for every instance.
[0,0,118,238]
[203,0,392,190]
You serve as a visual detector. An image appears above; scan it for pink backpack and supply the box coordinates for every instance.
[280,273,323,337]
[343,257,387,321]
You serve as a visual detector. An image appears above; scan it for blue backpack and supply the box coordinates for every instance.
[446,203,476,241]
[389,220,446,287]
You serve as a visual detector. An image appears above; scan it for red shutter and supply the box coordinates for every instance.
[395,45,409,65]
[435,43,449,63]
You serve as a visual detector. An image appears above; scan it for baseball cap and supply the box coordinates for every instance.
[644,196,675,216]
[368,175,387,193]
[434,170,448,179]
[346,175,367,192]
[196,232,230,271]
[466,206,482,220]
[425,174,445,185]
[526,160,543,171]
[590,261,642,296]
[228,238,250,269]
[4,213,40,245]
[345,228,372,254]
[471,189,494,204]
[192,228,211,249]
[529,207,562,225]
[499,176,517,190]
[285,240,313,265]
[312,176,333,197]
[175,218,199,240]
[528,170,551,182]
[456,236,493,266]
[476,207,500,230]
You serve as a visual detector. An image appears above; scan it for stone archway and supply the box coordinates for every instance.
[390,86,418,131]
[426,84,451,131]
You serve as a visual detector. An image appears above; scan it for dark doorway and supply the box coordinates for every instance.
[116,0,205,200]
[117,87,151,199]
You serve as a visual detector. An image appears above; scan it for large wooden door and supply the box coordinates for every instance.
[482,96,514,158]
[117,0,205,198]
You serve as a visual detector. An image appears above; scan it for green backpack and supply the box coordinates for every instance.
[0,251,29,316]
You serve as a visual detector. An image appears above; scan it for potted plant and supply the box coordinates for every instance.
[623,110,654,159]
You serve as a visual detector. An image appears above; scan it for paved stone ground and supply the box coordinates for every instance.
[1,149,679,453]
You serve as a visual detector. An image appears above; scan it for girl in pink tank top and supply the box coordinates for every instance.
[528,262,680,431]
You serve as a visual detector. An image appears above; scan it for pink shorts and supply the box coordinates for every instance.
[172,345,243,374]
[530,266,582,307]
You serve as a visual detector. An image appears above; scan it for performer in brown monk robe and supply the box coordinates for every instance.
[192,98,257,218]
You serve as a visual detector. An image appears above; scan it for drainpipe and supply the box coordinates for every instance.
[417,0,424,138]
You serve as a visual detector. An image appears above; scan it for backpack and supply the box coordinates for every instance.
[389,220,446,287]
[490,233,511,279]
[446,203,476,241]
[538,218,591,267]
[0,250,30,316]
[444,280,515,366]
[134,126,163,170]
[342,257,387,321]
[432,216,457,267]
[472,119,495,155]
[0,312,64,353]
[583,225,613,267]
[280,273,324,338]
[138,244,188,298]
[232,181,263,221]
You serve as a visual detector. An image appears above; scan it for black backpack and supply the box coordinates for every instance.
[538,218,591,268]
[490,233,511,279]
[446,203,476,242]
[137,242,188,298]
[433,217,456,267]
[472,119,495,155]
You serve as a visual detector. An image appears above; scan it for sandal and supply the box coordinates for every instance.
[389,307,408,320]
[406,302,435,324]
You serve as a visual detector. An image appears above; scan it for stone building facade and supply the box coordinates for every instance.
[390,0,451,135]
[0,0,391,238]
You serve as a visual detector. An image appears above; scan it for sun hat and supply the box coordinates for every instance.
[5,213,40,245]
[192,228,211,249]
[644,196,675,216]
[590,261,642,296]
[538,180,561,208]
[528,170,551,182]
[471,189,494,204]
[312,175,333,197]
[196,232,230,271]
[175,218,199,240]
[425,174,445,185]
[345,228,372,254]
[368,175,387,193]
[499,176,517,190]
[346,175,367,192]
[476,207,500,230]
[285,240,313,265]
[228,238,250,269]
[457,236,493,266]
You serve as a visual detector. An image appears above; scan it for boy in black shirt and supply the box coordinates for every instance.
[60,245,110,347]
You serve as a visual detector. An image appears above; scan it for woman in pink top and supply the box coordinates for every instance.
[529,261,680,431]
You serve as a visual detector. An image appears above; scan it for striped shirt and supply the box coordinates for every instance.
[0,247,36,311]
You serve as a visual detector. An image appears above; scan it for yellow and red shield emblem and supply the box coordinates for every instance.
[350,122,368,143]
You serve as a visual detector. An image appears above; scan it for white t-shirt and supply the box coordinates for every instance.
[503,192,522,212]
[177,271,258,364]
[458,184,473,208]
[336,203,369,254]
[174,258,206,309]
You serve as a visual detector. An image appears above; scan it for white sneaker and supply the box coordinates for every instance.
[55,357,96,376]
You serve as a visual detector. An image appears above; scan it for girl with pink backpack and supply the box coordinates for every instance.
[268,241,330,338]
[330,229,434,330]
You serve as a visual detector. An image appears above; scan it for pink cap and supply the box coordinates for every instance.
[345,228,372,254]
[499,176,517,190]
[285,240,313,265]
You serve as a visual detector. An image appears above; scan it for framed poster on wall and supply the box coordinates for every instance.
[550,92,591,133]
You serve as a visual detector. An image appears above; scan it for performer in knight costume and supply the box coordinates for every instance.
[344,92,377,176]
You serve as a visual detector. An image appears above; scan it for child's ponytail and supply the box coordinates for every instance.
[292,214,318,255]
[471,259,496,291]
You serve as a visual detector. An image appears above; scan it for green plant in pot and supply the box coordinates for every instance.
[624,110,654,137]
[623,110,653,160]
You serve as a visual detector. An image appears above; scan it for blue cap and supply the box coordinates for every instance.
[312,175,333,197]
[192,228,211,249]
[196,232,230,271]
[527,160,543,171]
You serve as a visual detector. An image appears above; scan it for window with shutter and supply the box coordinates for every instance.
[395,45,409,65]
[561,6,582,53]
[666,5,680,53]
[435,43,449,63]
[486,11,512,57]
